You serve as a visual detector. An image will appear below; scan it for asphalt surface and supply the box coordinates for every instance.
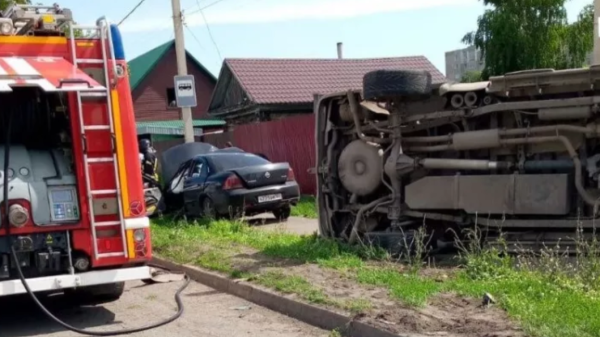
[0,280,328,337]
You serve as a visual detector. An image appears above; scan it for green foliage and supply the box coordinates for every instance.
[0,0,30,11]
[460,70,483,83]
[563,4,594,68]
[463,0,593,78]
[61,25,84,38]
[290,195,318,218]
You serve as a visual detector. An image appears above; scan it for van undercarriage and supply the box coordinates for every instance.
[316,67,600,253]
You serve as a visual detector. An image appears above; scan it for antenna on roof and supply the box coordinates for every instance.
[337,42,343,59]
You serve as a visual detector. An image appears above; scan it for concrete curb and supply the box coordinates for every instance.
[151,257,407,337]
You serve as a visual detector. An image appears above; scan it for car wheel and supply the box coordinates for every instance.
[202,197,218,219]
[273,206,291,222]
[363,69,432,102]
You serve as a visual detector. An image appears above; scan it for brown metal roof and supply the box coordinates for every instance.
[224,57,446,104]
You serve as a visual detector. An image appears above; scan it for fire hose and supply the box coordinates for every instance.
[2,109,190,336]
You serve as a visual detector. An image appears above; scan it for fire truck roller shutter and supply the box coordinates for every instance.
[0,146,79,225]
[0,57,105,93]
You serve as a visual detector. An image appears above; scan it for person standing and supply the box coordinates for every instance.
[139,139,159,187]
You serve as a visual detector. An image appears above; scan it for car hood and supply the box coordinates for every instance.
[160,142,218,185]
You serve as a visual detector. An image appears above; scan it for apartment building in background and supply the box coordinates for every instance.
[445,45,484,82]
[446,45,594,82]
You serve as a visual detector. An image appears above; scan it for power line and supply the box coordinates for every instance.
[184,23,206,52]
[195,0,223,61]
[187,0,228,15]
[118,0,147,26]
[129,16,178,52]
[184,23,221,68]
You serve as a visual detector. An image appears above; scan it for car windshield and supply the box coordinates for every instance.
[210,153,270,171]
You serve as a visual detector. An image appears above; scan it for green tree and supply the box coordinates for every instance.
[463,0,593,78]
[461,70,483,83]
[0,0,30,10]
[563,4,594,68]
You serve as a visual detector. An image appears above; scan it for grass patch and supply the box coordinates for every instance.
[152,217,600,337]
[290,195,318,218]
[356,267,441,307]
[443,246,600,337]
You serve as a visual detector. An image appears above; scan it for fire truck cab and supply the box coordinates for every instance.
[0,4,151,302]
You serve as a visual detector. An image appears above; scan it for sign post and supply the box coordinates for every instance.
[174,75,197,108]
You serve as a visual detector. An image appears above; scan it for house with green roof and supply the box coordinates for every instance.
[128,39,224,141]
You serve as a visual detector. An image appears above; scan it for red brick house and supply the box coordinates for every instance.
[128,40,225,146]
[129,39,218,120]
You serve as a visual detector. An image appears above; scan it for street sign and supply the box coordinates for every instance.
[174,75,197,108]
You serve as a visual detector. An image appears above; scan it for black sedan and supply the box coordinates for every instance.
[166,152,300,220]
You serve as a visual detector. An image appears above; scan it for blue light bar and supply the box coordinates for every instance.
[110,24,125,60]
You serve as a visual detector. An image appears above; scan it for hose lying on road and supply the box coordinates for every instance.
[3,108,191,336]
[11,251,191,336]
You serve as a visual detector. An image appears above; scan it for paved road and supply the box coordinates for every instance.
[0,280,327,337]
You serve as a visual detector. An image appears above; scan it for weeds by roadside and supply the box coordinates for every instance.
[290,196,318,218]
[152,217,600,337]
[450,225,600,337]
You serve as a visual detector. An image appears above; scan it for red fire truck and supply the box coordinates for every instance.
[0,4,152,303]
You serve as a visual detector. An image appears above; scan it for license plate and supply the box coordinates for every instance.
[258,194,283,203]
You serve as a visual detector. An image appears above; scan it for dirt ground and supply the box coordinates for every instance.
[291,265,522,337]
[231,253,524,337]
[246,215,320,235]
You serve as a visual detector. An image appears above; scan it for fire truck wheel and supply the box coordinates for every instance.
[363,69,432,101]
[64,282,125,305]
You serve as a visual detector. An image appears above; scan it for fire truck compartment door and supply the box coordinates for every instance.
[0,57,106,92]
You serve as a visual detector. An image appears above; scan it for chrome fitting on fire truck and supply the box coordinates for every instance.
[0,18,13,35]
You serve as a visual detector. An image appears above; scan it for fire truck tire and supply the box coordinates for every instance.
[64,282,125,305]
[363,70,432,101]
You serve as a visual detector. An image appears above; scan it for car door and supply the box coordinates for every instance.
[183,157,209,215]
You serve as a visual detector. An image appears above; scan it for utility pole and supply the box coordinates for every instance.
[171,0,194,143]
[594,0,600,64]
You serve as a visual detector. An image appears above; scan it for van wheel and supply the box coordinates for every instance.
[64,282,125,305]
[363,70,432,101]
